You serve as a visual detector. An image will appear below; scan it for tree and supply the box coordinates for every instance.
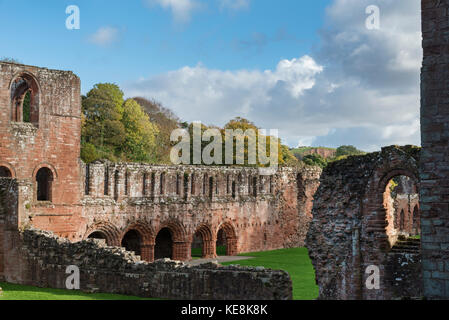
[121,99,159,162]
[133,97,180,164]
[303,154,327,168]
[81,83,126,161]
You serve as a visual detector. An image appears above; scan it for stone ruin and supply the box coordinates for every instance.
[2,0,449,300]
[306,146,421,299]
[305,0,449,300]
[0,61,322,299]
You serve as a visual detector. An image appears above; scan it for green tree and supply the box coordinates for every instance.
[80,142,99,163]
[336,145,365,157]
[303,154,327,168]
[81,83,126,161]
[133,97,180,164]
[121,99,159,162]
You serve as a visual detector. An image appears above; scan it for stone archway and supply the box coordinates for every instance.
[306,146,421,300]
[155,228,173,260]
[122,230,142,256]
[84,222,121,247]
[0,166,12,178]
[36,167,53,202]
[216,222,238,256]
[122,222,154,262]
[10,72,40,126]
[191,224,215,259]
[155,221,189,261]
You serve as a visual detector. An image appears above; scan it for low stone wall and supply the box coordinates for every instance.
[5,228,292,300]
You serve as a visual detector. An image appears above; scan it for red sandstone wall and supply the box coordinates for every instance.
[0,62,320,264]
[79,164,321,261]
[0,62,83,238]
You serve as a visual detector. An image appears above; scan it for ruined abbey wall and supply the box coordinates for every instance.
[420,0,449,299]
[306,146,422,300]
[0,60,320,283]
[0,179,292,299]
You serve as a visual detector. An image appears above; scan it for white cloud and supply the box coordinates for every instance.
[88,27,119,47]
[124,56,323,127]
[219,0,250,11]
[125,0,422,151]
[145,0,199,23]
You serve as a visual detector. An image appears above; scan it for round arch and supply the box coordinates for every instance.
[360,158,420,299]
[216,221,238,256]
[191,224,215,259]
[121,222,155,261]
[155,220,189,261]
[32,163,58,180]
[0,163,16,178]
[9,71,41,125]
[83,222,121,246]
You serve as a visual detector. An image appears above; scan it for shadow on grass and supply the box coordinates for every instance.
[221,247,319,300]
[0,282,156,300]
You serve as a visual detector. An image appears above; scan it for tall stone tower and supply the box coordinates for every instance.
[421,0,449,299]
[0,62,83,238]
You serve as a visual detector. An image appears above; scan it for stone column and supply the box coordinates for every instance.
[203,240,216,259]
[421,0,449,299]
[227,238,238,256]
[173,242,190,261]
[141,244,154,262]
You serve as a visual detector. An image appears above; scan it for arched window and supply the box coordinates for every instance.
[36,167,53,201]
[0,166,12,178]
[11,73,39,126]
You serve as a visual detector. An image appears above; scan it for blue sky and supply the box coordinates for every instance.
[0,0,422,151]
[0,0,330,93]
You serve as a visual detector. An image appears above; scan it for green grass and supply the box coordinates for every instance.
[221,247,318,300]
[0,282,154,300]
[0,248,318,300]
[191,245,227,258]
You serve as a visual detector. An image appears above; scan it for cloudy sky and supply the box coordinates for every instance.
[0,0,422,151]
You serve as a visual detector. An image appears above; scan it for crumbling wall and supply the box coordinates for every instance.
[420,0,449,299]
[0,178,293,299]
[3,227,294,300]
[6,228,292,300]
[306,146,421,300]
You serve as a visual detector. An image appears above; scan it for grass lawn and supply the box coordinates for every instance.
[221,247,318,300]
[0,282,154,300]
[0,247,318,300]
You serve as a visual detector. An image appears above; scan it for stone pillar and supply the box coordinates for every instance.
[203,240,216,259]
[421,0,449,299]
[141,244,154,262]
[227,238,238,256]
[173,242,190,261]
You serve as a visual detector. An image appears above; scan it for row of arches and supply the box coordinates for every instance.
[85,221,238,262]
[0,165,54,202]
